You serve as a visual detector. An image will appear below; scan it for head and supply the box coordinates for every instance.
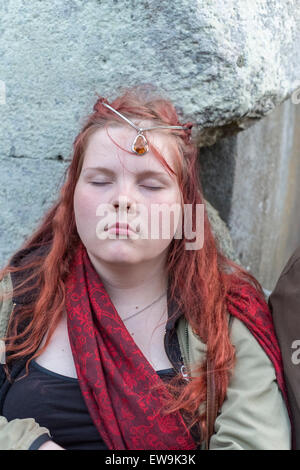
[74,122,186,274]
[68,84,203,287]
[1,83,263,440]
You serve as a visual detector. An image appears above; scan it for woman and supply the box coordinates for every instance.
[0,84,291,450]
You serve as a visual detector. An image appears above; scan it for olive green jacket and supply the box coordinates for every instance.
[0,272,291,450]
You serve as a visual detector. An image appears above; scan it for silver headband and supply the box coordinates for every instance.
[101,102,191,156]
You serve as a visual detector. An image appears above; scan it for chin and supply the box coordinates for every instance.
[96,242,141,265]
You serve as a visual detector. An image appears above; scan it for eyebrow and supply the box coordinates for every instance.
[82,166,170,179]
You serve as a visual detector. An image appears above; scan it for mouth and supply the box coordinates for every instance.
[107,222,135,234]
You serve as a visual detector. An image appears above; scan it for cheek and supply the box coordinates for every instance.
[143,189,182,240]
[74,186,99,228]
[144,187,181,208]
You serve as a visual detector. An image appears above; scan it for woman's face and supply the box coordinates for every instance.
[74,123,182,267]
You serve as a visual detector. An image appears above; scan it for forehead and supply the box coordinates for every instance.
[83,124,178,174]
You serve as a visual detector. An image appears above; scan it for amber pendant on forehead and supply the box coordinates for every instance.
[131,132,149,156]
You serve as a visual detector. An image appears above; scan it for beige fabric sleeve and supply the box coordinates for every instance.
[0,416,52,450]
[209,317,291,450]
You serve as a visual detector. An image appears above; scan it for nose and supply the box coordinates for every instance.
[112,195,132,212]
[111,183,137,214]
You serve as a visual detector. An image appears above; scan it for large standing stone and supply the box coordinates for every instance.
[200,98,300,290]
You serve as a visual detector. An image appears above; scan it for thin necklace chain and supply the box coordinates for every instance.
[122,290,167,322]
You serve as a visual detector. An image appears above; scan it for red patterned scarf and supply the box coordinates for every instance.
[65,242,196,450]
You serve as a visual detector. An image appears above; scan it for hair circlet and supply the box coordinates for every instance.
[94,97,194,156]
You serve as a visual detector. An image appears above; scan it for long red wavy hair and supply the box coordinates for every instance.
[0,83,266,441]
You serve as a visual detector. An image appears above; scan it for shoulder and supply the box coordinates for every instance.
[225,280,289,395]
[276,246,300,280]
[226,279,274,340]
[229,316,274,373]
[269,246,300,309]
[269,246,300,340]
[268,247,300,448]
[210,314,291,449]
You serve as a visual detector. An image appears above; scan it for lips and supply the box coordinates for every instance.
[108,222,135,232]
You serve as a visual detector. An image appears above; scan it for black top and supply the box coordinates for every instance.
[2,359,176,450]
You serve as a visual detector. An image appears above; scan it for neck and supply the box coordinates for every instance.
[86,249,169,317]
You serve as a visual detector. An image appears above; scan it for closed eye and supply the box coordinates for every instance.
[90,182,163,190]
[140,185,163,191]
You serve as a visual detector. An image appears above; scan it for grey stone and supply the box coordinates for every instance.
[205,199,241,265]
[0,0,300,159]
[200,97,300,291]
[0,156,68,265]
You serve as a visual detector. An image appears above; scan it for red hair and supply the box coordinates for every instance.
[0,83,265,442]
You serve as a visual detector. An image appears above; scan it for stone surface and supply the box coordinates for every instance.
[0,0,300,159]
[200,97,300,291]
[0,157,67,265]
[205,199,241,266]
